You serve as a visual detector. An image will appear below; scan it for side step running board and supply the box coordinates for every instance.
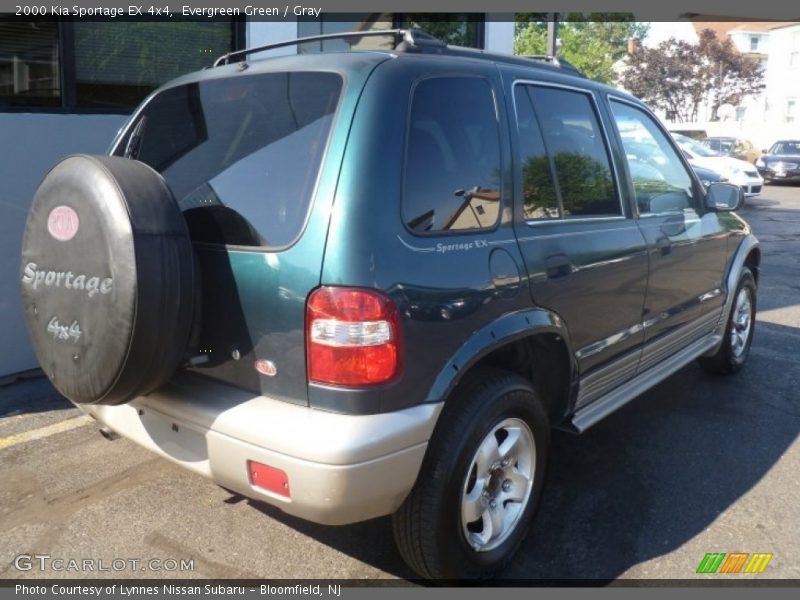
[568,334,722,433]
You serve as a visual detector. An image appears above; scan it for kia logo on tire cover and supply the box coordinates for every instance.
[47,206,79,241]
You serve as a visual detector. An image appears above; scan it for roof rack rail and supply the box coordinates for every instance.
[213,28,446,67]
[523,54,585,77]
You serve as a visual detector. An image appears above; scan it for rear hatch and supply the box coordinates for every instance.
[110,65,353,405]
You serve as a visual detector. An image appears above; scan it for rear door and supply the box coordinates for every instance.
[504,72,649,408]
[112,70,351,404]
[606,97,729,373]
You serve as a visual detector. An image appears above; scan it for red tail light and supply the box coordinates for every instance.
[306,286,402,386]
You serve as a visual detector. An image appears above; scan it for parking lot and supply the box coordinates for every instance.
[1,184,799,582]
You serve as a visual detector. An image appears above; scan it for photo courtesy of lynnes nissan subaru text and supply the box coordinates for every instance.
[19,29,760,580]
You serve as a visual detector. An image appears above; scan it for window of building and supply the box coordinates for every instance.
[787,99,797,124]
[298,14,395,53]
[749,36,759,51]
[526,86,620,218]
[298,13,483,53]
[0,20,60,107]
[397,14,483,47]
[790,51,799,69]
[402,77,501,233]
[0,19,240,112]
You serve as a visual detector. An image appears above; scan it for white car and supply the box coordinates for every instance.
[672,133,763,198]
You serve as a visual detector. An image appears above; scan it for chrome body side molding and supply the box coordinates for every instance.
[570,332,721,433]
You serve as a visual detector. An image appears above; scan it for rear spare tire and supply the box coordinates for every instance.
[20,155,195,405]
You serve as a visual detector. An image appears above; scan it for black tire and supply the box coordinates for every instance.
[698,267,756,375]
[20,155,196,405]
[392,368,550,580]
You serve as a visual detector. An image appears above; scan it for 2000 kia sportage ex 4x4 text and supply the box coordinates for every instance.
[20,30,759,580]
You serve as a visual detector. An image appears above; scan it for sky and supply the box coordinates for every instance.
[644,22,699,47]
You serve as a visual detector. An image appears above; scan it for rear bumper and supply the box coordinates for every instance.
[81,373,442,525]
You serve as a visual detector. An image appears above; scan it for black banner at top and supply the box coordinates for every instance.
[0,0,799,20]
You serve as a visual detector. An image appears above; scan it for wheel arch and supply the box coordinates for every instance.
[424,308,578,424]
[744,245,761,286]
[706,233,760,353]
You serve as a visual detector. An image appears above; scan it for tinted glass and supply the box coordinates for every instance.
[513,86,559,219]
[528,87,620,217]
[610,100,696,215]
[298,15,396,53]
[0,20,60,107]
[674,133,720,157]
[770,141,800,154]
[403,77,501,233]
[398,14,482,48]
[115,72,342,247]
[74,22,234,109]
[297,14,481,52]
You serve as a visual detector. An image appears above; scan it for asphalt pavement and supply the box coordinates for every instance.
[1,184,799,582]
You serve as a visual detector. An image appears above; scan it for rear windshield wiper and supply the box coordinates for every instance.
[123,116,147,160]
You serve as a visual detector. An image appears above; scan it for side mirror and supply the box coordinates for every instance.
[761,149,768,154]
[705,182,744,212]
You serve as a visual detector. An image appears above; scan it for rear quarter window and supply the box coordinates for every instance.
[114,71,342,248]
[402,76,502,234]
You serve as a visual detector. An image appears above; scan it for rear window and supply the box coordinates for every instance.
[114,72,342,248]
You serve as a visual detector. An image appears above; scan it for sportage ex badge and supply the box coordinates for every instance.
[47,206,79,241]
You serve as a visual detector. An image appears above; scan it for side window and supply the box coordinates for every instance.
[527,86,621,218]
[513,86,559,219]
[609,100,697,215]
[403,77,501,233]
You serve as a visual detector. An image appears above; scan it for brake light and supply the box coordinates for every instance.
[306,286,402,386]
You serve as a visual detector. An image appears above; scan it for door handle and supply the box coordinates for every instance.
[656,236,672,256]
[545,254,572,280]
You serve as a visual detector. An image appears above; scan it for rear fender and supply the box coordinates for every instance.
[423,308,577,405]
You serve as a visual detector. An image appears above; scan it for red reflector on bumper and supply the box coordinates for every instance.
[247,460,290,497]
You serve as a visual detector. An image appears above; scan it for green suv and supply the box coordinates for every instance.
[20,30,759,579]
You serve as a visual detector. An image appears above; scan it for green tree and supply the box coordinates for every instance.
[621,31,765,123]
[522,152,615,217]
[620,38,709,122]
[514,15,649,83]
[697,29,765,121]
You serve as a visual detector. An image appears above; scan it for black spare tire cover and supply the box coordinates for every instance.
[20,155,195,405]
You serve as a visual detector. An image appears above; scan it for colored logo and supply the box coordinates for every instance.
[255,359,278,377]
[47,206,79,241]
[696,552,773,574]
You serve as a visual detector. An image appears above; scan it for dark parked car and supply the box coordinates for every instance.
[703,136,761,164]
[19,29,759,580]
[756,140,800,182]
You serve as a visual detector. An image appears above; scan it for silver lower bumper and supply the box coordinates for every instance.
[82,374,442,525]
